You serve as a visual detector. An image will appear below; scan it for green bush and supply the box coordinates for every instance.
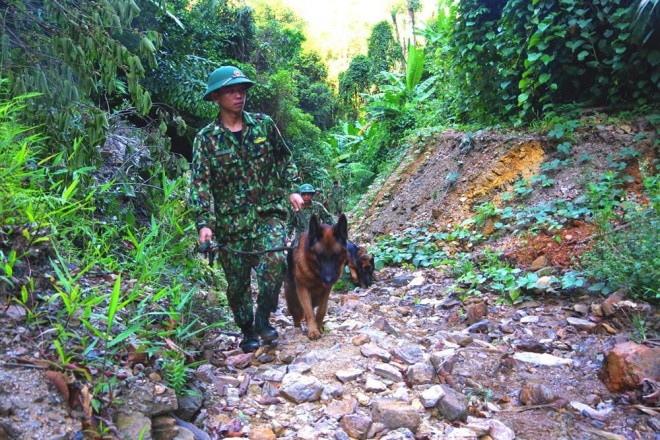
[581,164,660,301]
[581,209,660,300]
[423,0,660,124]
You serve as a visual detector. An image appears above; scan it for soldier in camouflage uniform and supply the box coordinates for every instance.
[189,66,303,353]
[286,184,334,241]
[314,188,328,209]
[328,180,347,215]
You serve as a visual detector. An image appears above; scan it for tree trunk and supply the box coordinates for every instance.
[407,6,417,47]
[390,11,406,70]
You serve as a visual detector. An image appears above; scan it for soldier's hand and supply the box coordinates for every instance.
[290,193,304,211]
[199,227,213,244]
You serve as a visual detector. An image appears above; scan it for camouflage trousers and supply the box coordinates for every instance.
[329,200,345,215]
[216,218,287,329]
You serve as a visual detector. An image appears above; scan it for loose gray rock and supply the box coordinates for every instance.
[152,416,179,440]
[566,317,598,332]
[116,413,152,440]
[325,396,358,418]
[175,383,204,421]
[335,368,364,383]
[373,317,399,336]
[520,315,539,324]
[519,382,555,406]
[259,367,287,383]
[194,365,216,383]
[351,334,371,345]
[173,426,195,440]
[215,375,241,388]
[121,381,178,417]
[391,275,414,286]
[374,363,404,382]
[430,349,457,374]
[297,424,325,440]
[361,344,392,362]
[277,350,295,364]
[288,362,312,374]
[378,427,415,439]
[341,413,373,440]
[405,362,435,385]
[391,344,425,365]
[513,352,574,367]
[372,399,421,433]
[365,377,388,392]
[279,373,324,404]
[419,385,446,408]
[366,422,387,439]
[436,385,468,422]
[465,418,515,440]
[322,382,345,401]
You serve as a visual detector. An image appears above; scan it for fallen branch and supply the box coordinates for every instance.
[172,414,212,440]
[0,361,47,370]
[584,427,627,440]
[505,399,568,413]
[238,374,251,397]
[632,404,660,416]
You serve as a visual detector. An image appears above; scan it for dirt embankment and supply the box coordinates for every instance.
[353,121,657,241]
[351,120,657,272]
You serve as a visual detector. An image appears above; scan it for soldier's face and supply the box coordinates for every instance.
[215,84,248,113]
[302,193,313,204]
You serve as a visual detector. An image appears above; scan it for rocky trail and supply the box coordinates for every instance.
[2,263,658,440]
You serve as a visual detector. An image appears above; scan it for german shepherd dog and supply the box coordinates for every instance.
[346,241,375,288]
[284,214,348,340]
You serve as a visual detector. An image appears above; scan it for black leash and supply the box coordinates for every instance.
[197,240,296,266]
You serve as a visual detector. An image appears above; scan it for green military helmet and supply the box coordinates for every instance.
[298,183,315,194]
[203,66,254,101]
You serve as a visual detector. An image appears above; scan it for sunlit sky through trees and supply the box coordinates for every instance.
[247,0,439,81]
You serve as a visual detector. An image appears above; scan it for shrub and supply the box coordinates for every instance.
[581,164,660,301]
[581,208,660,300]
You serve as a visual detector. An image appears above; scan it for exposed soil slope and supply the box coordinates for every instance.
[352,120,656,242]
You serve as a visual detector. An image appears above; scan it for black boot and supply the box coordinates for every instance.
[239,326,260,353]
[254,308,278,343]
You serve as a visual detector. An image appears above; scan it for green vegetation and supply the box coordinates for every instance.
[0,0,659,434]
[330,0,659,206]
[0,93,225,430]
[581,163,660,299]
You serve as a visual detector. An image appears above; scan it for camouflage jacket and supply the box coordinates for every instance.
[189,111,299,241]
[286,201,334,238]
[329,185,346,203]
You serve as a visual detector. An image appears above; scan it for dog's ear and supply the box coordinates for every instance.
[334,214,348,244]
[308,214,322,245]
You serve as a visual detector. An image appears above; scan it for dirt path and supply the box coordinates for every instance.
[182,266,657,439]
[1,265,657,439]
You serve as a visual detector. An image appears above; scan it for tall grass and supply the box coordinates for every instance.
[0,92,227,432]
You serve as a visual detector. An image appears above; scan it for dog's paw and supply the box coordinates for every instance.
[307,328,321,340]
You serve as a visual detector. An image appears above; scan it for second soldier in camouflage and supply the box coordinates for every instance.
[287,183,334,241]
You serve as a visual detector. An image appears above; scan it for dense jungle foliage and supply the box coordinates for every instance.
[0,0,658,432]
[2,0,658,192]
